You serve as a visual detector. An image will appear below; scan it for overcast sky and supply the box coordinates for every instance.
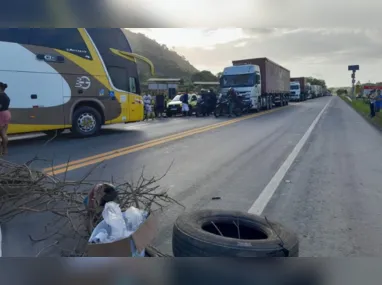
[128,0,382,87]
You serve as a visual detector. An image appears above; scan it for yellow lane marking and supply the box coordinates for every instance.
[44,107,288,175]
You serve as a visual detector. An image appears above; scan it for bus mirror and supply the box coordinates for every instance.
[110,48,155,76]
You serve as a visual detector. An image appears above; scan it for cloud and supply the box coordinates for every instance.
[128,0,382,28]
[172,28,382,86]
[127,0,382,86]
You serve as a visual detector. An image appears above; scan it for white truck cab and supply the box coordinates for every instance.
[219,65,261,110]
[290,81,301,101]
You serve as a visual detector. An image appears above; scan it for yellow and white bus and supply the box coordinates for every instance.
[0,28,154,137]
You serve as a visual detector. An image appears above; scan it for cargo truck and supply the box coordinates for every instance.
[219,57,290,111]
[290,77,310,101]
[311,85,323,98]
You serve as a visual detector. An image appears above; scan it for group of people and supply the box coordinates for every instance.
[142,93,167,120]
[196,89,218,116]
[142,87,242,119]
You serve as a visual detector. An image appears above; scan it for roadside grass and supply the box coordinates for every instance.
[339,95,382,130]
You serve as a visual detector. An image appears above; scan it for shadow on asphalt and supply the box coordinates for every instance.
[9,128,144,147]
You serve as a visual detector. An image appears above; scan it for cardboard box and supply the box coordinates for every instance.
[87,213,159,257]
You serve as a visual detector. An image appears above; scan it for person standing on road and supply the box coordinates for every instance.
[181,91,189,116]
[208,88,217,115]
[143,93,153,120]
[227,87,237,117]
[0,82,11,155]
[370,92,376,118]
[155,93,165,118]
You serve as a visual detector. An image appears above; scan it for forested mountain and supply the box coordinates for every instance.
[123,29,199,81]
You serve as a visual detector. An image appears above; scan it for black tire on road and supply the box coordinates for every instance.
[71,106,102,137]
[172,209,299,257]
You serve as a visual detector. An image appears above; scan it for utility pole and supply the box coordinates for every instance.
[348,65,359,98]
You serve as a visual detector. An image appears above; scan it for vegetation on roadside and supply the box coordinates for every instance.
[307,77,327,88]
[339,95,382,129]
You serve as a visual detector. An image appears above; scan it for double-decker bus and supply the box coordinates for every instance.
[0,28,154,137]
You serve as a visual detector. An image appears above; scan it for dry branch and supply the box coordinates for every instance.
[0,158,180,256]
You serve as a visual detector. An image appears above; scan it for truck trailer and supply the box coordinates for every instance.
[219,57,290,111]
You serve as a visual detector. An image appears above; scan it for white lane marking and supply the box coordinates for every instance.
[248,98,333,215]
[346,96,353,102]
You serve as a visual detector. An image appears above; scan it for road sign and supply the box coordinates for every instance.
[348,65,359,71]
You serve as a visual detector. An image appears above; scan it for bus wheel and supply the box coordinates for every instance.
[72,106,102,137]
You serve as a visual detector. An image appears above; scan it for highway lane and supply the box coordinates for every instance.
[6,116,235,167]
[2,98,332,256]
[263,96,382,257]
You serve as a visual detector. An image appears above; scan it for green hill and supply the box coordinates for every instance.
[123,29,199,81]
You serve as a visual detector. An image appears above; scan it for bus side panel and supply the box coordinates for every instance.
[0,41,66,135]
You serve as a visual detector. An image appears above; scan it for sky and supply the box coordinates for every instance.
[127,0,382,87]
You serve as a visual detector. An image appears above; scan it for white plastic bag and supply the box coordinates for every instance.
[123,206,148,233]
[102,202,129,242]
[89,203,148,257]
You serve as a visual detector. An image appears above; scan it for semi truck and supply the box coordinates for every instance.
[311,85,323,98]
[219,57,290,111]
[290,77,311,101]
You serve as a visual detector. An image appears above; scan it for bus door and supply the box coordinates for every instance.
[128,77,144,122]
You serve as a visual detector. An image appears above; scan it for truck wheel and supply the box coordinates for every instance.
[172,209,299,257]
[71,106,102,137]
[166,111,173,117]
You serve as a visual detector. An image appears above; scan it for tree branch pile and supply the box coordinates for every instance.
[0,158,180,256]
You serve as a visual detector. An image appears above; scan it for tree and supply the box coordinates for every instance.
[307,77,327,88]
[216,72,223,79]
[191,70,218,82]
[336,88,348,96]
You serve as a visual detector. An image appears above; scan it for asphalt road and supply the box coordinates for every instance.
[3,96,382,257]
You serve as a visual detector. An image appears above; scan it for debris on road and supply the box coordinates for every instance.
[88,202,158,257]
[0,158,180,256]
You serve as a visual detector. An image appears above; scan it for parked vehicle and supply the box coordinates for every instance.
[166,94,199,117]
[195,96,209,117]
[311,85,320,98]
[220,57,289,112]
[0,28,154,137]
[290,77,310,101]
[214,94,242,117]
[290,81,301,102]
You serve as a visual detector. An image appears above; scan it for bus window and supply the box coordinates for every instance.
[86,28,141,94]
[0,28,30,45]
[29,28,92,60]
[129,77,136,93]
[107,66,129,91]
